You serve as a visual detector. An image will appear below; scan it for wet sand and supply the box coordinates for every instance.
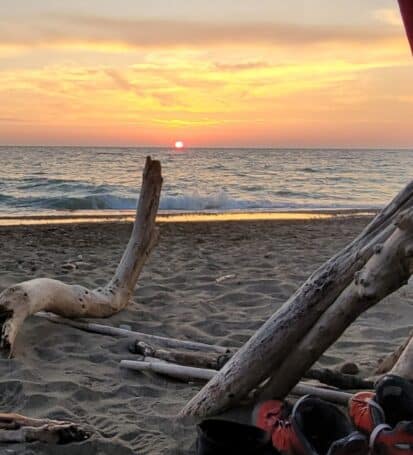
[0,216,412,454]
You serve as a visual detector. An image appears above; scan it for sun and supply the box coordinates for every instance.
[174,140,184,149]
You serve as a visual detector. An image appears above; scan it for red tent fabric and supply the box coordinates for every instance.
[398,0,413,54]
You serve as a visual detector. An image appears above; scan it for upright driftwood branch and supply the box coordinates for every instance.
[0,157,162,357]
[180,181,413,419]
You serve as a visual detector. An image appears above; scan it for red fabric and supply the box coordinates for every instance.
[254,400,306,455]
[349,391,381,435]
[373,421,413,454]
[398,0,413,54]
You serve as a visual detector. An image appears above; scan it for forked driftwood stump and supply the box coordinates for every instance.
[180,181,413,418]
[0,156,162,357]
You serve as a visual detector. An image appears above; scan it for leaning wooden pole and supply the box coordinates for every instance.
[376,330,413,375]
[259,208,413,399]
[0,156,162,357]
[180,181,413,419]
[391,332,413,381]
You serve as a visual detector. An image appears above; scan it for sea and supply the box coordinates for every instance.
[0,146,411,221]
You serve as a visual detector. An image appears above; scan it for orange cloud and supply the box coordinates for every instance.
[0,14,402,51]
[0,9,412,147]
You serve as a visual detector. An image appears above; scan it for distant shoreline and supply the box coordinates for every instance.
[0,208,377,226]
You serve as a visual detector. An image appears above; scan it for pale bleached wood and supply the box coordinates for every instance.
[391,331,413,380]
[121,360,353,405]
[120,359,216,381]
[131,341,231,370]
[305,368,373,390]
[180,181,413,418]
[376,330,413,375]
[36,312,232,355]
[131,339,370,389]
[290,384,352,406]
[0,413,90,444]
[36,312,373,386]
[0,157,162,357]
[259,208,413,400]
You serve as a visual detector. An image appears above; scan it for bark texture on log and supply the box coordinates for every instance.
[305,368,374,390]
[376,330,413,375]
[121,359,353,405]
[121,359,216,382]
[0,157,162,357]
[180,181,413,419]
[259,208,413,399]
[0,413,90,444]
[130,341,231,370]
[391,331,413,380]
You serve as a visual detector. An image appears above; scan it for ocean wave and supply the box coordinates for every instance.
[44,195,137,210]
[160,191,258,211]
[0,189,278,211]
[15,177,123,194]
[0,191,380,212]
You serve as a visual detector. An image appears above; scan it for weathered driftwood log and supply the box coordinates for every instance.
[391,331,413,380]
[180,181,413,418]
[121,359,216,382]
[376,330,413,376]
[305,368,374,390]
[130,340,370,389]
[121,360,353,405]
[130,341,231,370]
[259,209,413,400]
[0,157,162,357]
[37,312,232,355]
[40,306,379,390]
[0,413,90,444]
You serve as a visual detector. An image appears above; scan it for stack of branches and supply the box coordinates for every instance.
[178,180,413,418]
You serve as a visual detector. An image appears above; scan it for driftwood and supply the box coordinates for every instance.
[0,413,90,444]
[305,368,373,390]
[0,157,162,357]
[121,359,353,405]
[130,341,231,370]
[259,209,413,400]
[121,359,215,382]
[180,181,413,418]
[391,330,413,380]
[37,312,232,355]
[129,340,371,389]
[376,330,413,375]
[39,313,370,389]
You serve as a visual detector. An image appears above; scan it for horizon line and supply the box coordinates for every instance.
[0,144,412,151]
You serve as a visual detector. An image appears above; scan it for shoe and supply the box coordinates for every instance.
[254,395,367,455]
[349,374,413,432]
[196,419,279,455]
[254,399,298,454]
[349,375,413,453]
[369,421,413,454]
[349,391,384,435]
[375,375,413,427]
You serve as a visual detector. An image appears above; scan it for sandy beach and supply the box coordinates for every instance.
[0,216,412,454]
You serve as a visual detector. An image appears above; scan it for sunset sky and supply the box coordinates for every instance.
[1,0,412,147]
